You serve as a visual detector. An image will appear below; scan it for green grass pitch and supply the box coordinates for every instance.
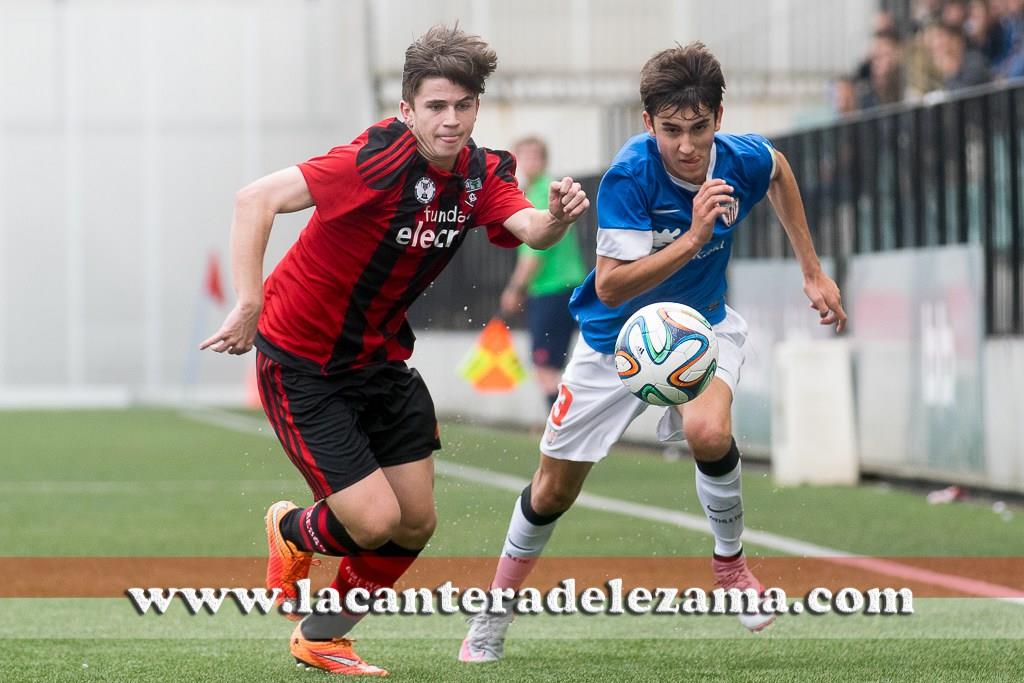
[1,409,1022,682]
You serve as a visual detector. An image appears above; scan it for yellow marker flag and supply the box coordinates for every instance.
[457,317,527,392]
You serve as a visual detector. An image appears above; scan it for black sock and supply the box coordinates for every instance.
[280,501,363,556]
[713,548,744,562]
[695,438,741,477]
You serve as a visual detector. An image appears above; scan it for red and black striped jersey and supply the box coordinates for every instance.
[256,117,532,375]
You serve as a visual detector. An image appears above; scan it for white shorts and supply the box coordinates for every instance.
[541,305,748,463]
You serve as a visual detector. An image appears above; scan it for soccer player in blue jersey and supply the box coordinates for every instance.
[460,42,846,661]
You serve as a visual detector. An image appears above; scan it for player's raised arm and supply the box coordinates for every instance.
[200,166,314,354]
[595,178,734,308]
[501,176,589,249]
[766,150,847,333]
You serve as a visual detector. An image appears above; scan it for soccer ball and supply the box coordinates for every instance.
[614,302,719,406]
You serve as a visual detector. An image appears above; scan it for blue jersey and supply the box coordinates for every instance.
[569,131,776,353]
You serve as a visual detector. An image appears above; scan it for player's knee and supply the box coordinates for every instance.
[348,506,402,550]
[685,416,732,456]
[530,482,579,517]
[397,509,437,548]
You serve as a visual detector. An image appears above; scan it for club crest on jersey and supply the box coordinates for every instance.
[722,198,739,226]
[651,227,682,251]
[414,177,436,204]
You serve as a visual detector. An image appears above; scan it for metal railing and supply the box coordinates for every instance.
[740,80,1024,336]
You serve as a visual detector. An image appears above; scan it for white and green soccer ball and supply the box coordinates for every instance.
[614,302,719,406]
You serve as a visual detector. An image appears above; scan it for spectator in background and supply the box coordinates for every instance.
[966,0,1012,64]
[909,0,946,33]
[874,8,900,34]
[859,28,906,107]
[996,0,1024,73]
[832,74,860,115]
[852,10,900,83]
[843,0,1024,113]
[942,0,970,30]
[906,20,947,96]
[995,0,1024,75]
[931,21,992,90]
[500,136,588,411]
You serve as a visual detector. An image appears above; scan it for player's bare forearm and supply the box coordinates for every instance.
[595,236,703,308]
[500,254,539,315]
[767,152,822,277]
[526,209,574,249]
[231,167,315,306]
[506,253,540,292]
[596,177,732,308]
[767,152,847,332]
[229,192,276,309]
[505,177,589,248]
[198,196,273,354]
[201,166,314,354]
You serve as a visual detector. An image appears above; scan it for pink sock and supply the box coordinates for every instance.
[491,554,539,591]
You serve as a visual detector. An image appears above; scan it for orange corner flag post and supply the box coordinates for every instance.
[457,317,526,392]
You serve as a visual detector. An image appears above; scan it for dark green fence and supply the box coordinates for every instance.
[740,80,1024,336]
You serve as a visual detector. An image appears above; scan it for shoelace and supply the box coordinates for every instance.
[715,564,756,591]
[284,556,320,582]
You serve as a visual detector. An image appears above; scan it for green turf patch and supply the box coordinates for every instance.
[1,409,1021,558]
[441,423,1024,557]
[0,636,1020,682]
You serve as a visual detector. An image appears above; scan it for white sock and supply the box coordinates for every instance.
[492,488,561,590]
[695,460,744,557]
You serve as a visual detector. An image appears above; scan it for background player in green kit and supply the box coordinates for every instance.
[501,136,588,410]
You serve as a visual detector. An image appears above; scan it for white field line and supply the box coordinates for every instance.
[183,408,1024,606]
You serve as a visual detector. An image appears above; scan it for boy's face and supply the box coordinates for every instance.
[400,77,480,170]
[644,105,723,185]
[512,141,546,185]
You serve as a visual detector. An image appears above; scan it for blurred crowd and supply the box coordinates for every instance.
[835,0,1024,114]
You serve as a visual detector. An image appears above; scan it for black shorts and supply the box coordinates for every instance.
[526,290,577,370]
[256,352,441,500]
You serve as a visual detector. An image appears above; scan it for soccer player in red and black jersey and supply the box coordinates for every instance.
[200,25,589,676]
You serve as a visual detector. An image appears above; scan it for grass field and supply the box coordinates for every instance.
[2,408,1023,682]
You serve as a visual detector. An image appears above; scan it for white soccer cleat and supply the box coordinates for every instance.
[738,607,777,632]
[458,611,516,663]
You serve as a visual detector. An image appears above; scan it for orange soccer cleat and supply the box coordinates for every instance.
[290,624,388,676]
[265,500,315,621]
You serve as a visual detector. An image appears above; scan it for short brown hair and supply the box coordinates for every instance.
[512,135,548,162]
[401,25,498,103]
[639,42,725,119]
